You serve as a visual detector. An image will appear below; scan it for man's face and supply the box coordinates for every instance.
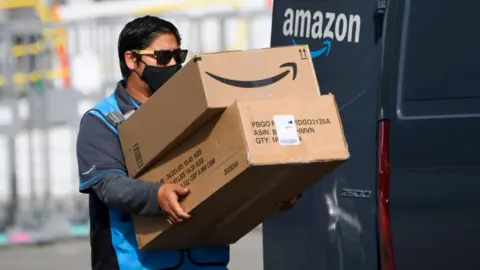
[135,33,180,73]
[124,33,181,92]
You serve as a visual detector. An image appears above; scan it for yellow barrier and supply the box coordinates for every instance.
[0,0,59,87]
[11,68,69,85]
[11,42,47,57]
[0,0,52,22]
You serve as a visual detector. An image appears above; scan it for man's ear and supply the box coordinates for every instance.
[124,51,137,71]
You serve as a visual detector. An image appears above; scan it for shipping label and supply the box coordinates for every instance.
[250,117,331,145]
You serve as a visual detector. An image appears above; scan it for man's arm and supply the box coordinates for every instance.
[92,173,162,216]
[77,113,162,216]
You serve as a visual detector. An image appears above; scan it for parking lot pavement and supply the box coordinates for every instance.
[0,229,263,270]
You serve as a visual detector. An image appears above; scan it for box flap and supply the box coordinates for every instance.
[118,59,210,177]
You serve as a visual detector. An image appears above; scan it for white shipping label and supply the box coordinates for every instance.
[273,114,301,146]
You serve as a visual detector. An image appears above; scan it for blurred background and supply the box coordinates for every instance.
[0,0,271,269]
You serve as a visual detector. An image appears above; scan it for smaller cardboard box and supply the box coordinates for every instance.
[132,94,349,250]
[118,45,320,178]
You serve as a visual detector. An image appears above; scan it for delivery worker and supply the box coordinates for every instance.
[76,15,299,270]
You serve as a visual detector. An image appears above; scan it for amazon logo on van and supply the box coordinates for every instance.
[205,62,297,88]
[282,9,362,58]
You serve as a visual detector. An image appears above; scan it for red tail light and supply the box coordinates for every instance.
[378,120,395,270]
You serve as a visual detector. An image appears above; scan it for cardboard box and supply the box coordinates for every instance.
[118,45,320,178]
[132,94,349,250]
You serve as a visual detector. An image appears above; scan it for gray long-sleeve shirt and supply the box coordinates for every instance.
[91,172,162,216]
[77,113,162,216]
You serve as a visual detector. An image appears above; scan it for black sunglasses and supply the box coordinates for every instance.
[132,49,188,66]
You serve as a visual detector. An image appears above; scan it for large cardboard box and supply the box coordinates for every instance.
[118,45,320,178]
[132,94,349,250]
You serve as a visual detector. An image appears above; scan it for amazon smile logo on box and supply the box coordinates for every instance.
[204,62,298,88]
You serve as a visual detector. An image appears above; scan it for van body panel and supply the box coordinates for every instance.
[264,0,480,269]
[264,0,381,269]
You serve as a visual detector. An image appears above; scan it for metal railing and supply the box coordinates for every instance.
[0,8,272,246]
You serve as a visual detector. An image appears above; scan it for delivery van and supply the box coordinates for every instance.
[263,0,480,270]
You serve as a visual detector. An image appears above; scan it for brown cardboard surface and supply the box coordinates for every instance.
[131,94,349,250]
[118,45,320,178]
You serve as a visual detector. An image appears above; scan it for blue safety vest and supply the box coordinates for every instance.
[85,92,229,270]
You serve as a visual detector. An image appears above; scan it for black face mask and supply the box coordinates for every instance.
[140,64,181,93]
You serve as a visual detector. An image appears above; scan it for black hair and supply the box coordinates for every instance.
[117,15,182,79]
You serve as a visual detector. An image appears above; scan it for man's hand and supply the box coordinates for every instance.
[277,194,302,211]
[157,184,191,225]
